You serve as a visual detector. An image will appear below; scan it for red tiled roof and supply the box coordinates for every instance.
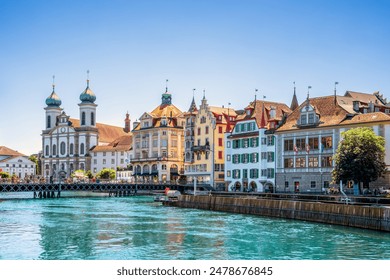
[0,146,25,156]
[69,118,129,144]
[91,135,133,152]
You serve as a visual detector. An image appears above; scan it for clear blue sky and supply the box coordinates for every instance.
[1,0,389,155]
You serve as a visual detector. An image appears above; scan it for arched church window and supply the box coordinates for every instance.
[91,112,95,126]
[70,143,74,155]
[81,112,86,125]
[52,144,57,156]
[80,143,85,155]
[45,145,49,156]
[47,115,51,129]
[60,142,66,155]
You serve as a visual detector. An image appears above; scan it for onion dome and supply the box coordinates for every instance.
[79,79,96,103]
[45,85,62,107]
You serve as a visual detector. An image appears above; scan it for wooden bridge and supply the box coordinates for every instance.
[0,182,185,198]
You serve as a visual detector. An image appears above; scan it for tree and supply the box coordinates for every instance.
[28,155,39,175]
[96,168,116,180]
[85,170,93,179]
[0,171,10,178]
[332,127,386,193]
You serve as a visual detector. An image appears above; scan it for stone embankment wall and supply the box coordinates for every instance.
[164,195,390,232]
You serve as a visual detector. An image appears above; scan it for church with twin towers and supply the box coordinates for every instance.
[41,74,131,181]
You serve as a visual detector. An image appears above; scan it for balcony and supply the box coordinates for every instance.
[192,144,210,153]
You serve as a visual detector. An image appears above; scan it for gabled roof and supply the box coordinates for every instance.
[0,146,25,156]
[341,112,390,125]
[91,135,133,152]
[236,100,291,129]
[69,118,129,143]
[345,91,384,105]
[276,95,350,132]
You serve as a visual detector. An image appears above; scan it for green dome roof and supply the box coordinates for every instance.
[79,80,96,103]
[45,86,62,107]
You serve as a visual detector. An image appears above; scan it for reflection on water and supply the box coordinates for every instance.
[1,196,390,260]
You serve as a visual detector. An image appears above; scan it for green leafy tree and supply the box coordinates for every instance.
[0,171,10,178]
[28,155,39,174]
[96,168,116,180]
[332,127,386,193]
[85,170,93,179]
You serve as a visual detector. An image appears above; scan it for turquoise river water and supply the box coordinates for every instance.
[0,195,389,260]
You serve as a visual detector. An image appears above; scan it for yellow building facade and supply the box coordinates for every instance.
[185,95,237,190]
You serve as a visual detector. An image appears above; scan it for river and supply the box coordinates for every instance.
[1,195,389,260]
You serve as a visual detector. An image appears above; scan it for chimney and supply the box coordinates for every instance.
[124,112,131,133]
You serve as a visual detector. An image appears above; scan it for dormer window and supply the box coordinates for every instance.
[246,109,251,116]
[298,102,319,127]
[143,121,149,128]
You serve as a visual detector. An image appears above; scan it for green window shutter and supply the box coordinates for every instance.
[256,137,259,147]
[249,153,253,163]
[271,152,275,162]
[256,153,259,162]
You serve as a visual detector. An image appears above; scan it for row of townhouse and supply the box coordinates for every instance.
[40,76,390,192]
[224,90,390,193]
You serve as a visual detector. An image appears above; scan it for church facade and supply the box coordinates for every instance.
[41,79,129,181]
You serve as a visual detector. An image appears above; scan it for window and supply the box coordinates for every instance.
[295,157,306,168]
[121,151,124,156]
[300,114,307,125]
[242,138,249,148]
[321,136,333,149]
[70,143,74,155]
[232,140,240,149]
[161,139,168,147]
[251,137,259,147]
[112,152,115,156]
[250,169,259,179]
[45,145,49,156]
[235,125,240,133]
[60,142,66,155]
[162,164,167,170]
[227,155,231,161]
[322,156,332,167]
[324,181,330,189]
[198,128,201,135]
[227,171,231,177]
[232,169,241,179]
[296,138,306,150]
[242,153,249,163]
[308,156,319,167]
[261,137,267,145]
[261,169,267,177]
[200,116,206,124]
[227,141,231,148]
[197,153,201,160]
[52,144,57,156]
[91,112,95,126]
[205,126,209,134]
[308,113,314,124]
[267,152,274,162]
[103,159,106,164]
[232,154,240,164]
[251,153,259,163]
[219,126,223,133]
[103,152,106,156]
[284,139,294,151]
[111,159,115,164]
[93,159,97,164]
[81,112,86,125]
[285,181,289,188]
[153,139,158,147]
[47,115,51,129]
[80,143,85,155]
[308,137,319,150]
[267,168,275,178]
[261,152,267,160]
[205,152,209,160]
[243,169,248,179]
[218,138,223,146]
[310,181,316,188]
[218,151,223,159]
[267,136,275,146]
[284,158,293,168]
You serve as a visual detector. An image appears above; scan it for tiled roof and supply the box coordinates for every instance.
[0,146,25,156]
[277,94,390,132]
[276,95,349,132]
[341,112,390,125]
[237,100,291,128]
[91,135,132,152]
[69,118,129,144]
[345,91,383,105]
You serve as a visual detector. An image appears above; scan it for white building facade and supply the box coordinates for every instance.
[0,146,36,179]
